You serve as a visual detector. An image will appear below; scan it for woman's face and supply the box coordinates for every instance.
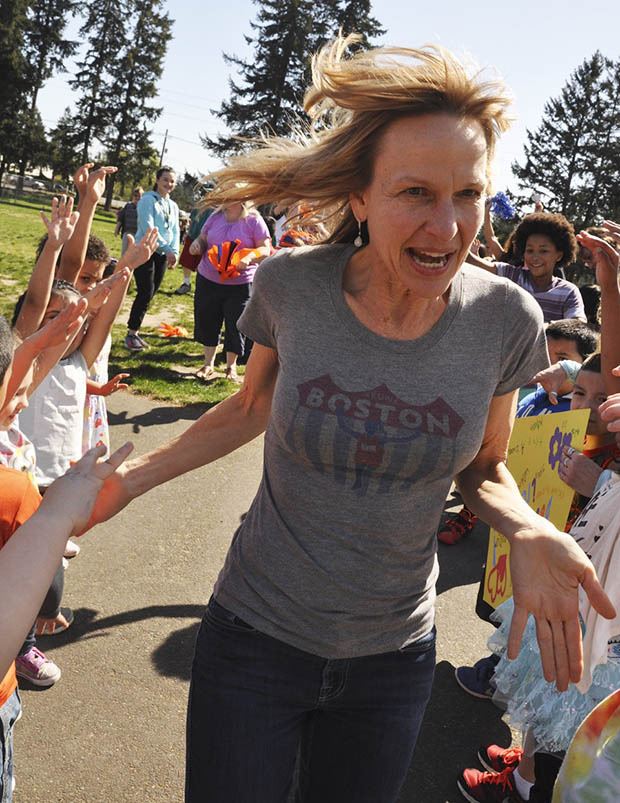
[350,113,488,299]
[156,171,176,196]
[224,202,244,221]
[523,234,563,280]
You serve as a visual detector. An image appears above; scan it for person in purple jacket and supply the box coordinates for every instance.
[189,201,271,383]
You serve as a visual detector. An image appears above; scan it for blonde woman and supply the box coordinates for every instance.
[189,200,271,382]
[89,37,615,803]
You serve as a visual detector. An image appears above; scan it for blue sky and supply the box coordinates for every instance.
[38,0,619,196]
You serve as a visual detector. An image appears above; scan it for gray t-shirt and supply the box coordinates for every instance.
[214,244,549,659]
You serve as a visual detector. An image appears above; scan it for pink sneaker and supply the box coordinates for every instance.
[15,647,61,687]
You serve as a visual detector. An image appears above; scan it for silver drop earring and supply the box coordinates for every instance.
[353,220,363,248]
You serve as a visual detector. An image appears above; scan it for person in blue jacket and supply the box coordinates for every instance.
[125,166,180,352]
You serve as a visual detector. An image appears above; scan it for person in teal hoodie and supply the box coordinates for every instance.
[125,166,180,352]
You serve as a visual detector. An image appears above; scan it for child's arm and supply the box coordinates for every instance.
[4,298,88,404]
[0,442,133,679]
[57,164,117,286]
[87,374,130,396]
[13,197,80,339]
[79,270,130,369]
[79,230,158,369]
[483,200,507,261]
[576,229,620,394]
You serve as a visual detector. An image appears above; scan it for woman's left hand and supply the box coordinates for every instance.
[166,252,177,268]
[508,524,616,691]
[558,445,602,496]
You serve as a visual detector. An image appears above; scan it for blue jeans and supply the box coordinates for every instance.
[185,597,435,803]
[0,690,21,803]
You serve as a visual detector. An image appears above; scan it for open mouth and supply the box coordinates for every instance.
[406,248,454,272]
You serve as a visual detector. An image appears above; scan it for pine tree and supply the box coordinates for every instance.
[512,52,620,228]
[203,0,384,159]
[336,0,385,48]
[0,0,29,189]
[15,0,79,188]
[48,107,81,183]
[203,0,315,158]
[69,0,128,161]
[23,0,79,112]
[102,0,172,209]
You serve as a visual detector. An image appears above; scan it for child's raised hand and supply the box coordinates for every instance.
[86,165,118,203]
[576,230,619,290]
[40,196,80,248]
[83,268,130,312]
[118,228,159,271]
[602,220,620,249]
[99,373,130,396]
[41,442,134,537]
[32,297,88,350]
[73,162,94,198]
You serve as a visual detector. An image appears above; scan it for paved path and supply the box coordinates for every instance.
[14,391,511,803]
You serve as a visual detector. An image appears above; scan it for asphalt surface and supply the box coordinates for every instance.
[14,391,512,803]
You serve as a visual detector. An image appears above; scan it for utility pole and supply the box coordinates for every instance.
[159,129,168,166]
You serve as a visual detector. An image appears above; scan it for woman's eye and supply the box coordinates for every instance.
[405,187,426,197]
[458,189,482,199]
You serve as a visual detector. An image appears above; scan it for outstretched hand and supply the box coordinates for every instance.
[576,230,619,290]
[40,196,80,248]
[83,268,130,313]
[532,362,573,404]
[508,526,616,691]
[86,165,118,204]
[31,296,88,351]
[99,373,130,396]
[118,228,159,271]
[73,163,94,198]
[42,442,134,537]
[602,220,620,249]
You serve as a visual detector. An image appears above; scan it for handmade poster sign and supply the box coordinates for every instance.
[483,409,590,609]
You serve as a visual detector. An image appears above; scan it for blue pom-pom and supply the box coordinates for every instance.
[490,191,516,220]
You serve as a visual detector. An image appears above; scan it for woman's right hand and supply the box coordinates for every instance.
[189,239,203,256]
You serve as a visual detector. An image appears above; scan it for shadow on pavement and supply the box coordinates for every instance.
[36,604,205,647]
[436,519,490,596]
[108,404,212,431]
[152,621,201,680]
[400,660,511,803]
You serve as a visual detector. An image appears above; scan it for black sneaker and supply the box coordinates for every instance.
[454,654,500,699]
[174,282,191,295]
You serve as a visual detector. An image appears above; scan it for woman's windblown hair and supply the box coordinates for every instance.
[204,35,513,243]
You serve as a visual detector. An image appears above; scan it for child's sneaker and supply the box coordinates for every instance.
[454,653,500,699]
[438,505,478,544]
[15,647,61,687]
[457,767,525,802]
[477,744,524,774]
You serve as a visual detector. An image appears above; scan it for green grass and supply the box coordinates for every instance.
[0,195,242,406]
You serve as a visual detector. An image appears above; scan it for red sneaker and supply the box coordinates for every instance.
[457,767,525,802]
[477,744,524,774]
[438,506,478,545]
